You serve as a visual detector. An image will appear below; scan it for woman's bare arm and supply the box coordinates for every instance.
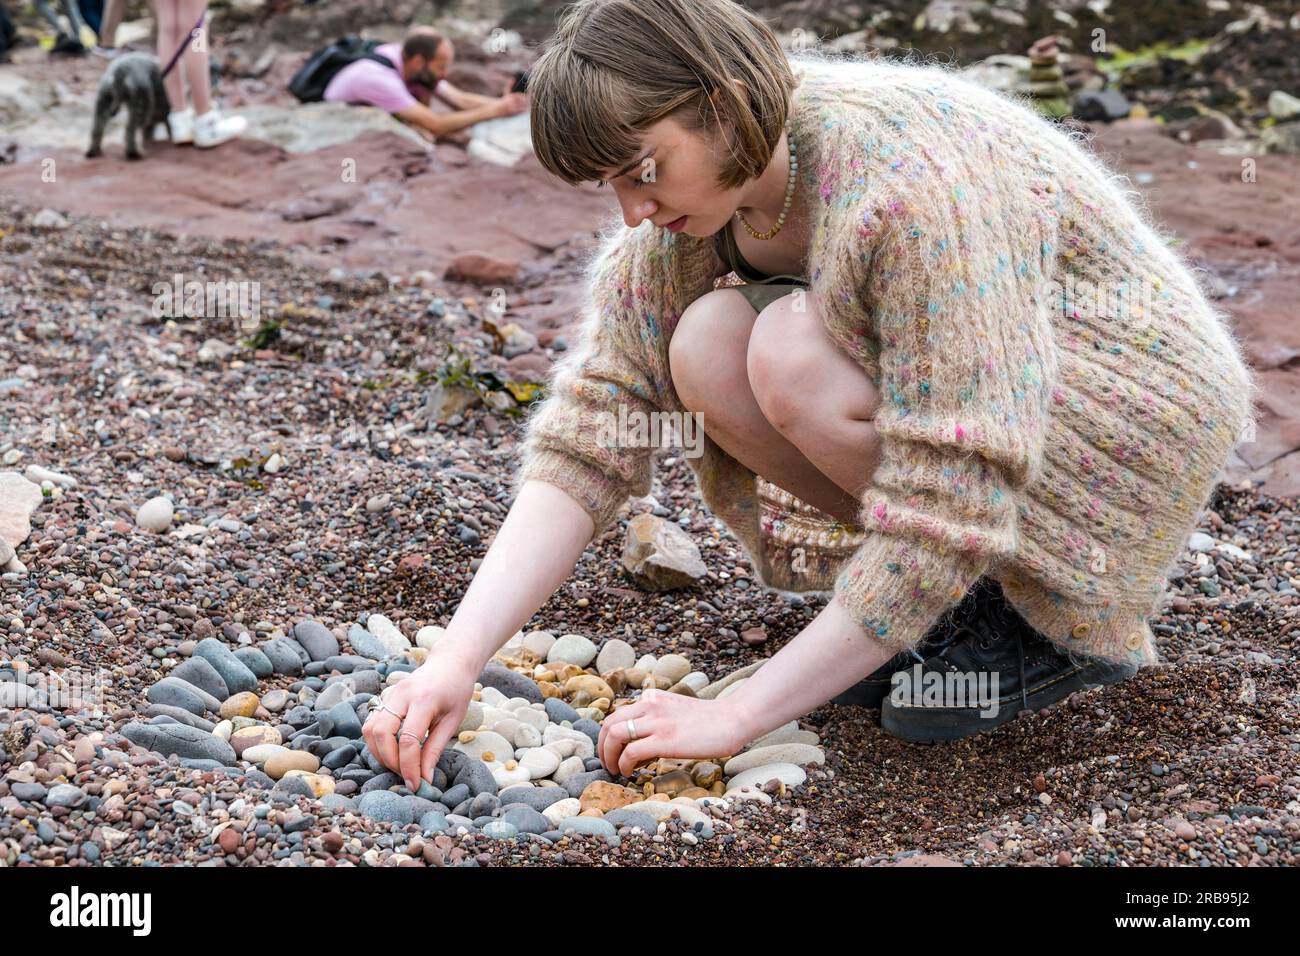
[437,478,596,675]
[723,595,897,743]
[367,478,600,788]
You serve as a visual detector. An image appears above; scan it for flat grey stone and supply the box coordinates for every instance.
[122,721,236,764]
[233,646,274,679]
[193,638,257,695]
[141,704,215,732]
[293,620,340,662]
[170,656,229,700]
[498,786,569,813]
[260,638,305,676]
[358,790,413,825]
[146,676,220,716]
[477,661,542,703]
[501,804,550,834]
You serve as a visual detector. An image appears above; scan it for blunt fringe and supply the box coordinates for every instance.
[528,0,798,190]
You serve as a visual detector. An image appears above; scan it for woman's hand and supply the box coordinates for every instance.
[362,651,480,791]
[597,688,754,778]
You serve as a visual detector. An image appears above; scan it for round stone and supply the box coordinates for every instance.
[482,820,520,840]
[595,638,636,675]
[724,762,807,793]
[518,747,561,780]
[541,797,582,827]
[219,692,260,720]
[358,790,414,826]
[546,633,598,668]
[135,495,174,533]
[264,750,320,780]
[723,744,824,777]
[652,654,692,684]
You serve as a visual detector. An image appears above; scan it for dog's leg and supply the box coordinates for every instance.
[124,96,143,160]
[142,88,156,145]
[85,89,112,158]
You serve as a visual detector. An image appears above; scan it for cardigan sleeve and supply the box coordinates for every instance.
[510,223,713,539]
[828,182,1059,654]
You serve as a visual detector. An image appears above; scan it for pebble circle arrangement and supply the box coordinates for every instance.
[121,613,828,849]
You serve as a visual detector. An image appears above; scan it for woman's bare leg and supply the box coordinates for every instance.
[669,287,881,526]
[100,0,124,47]
[177,0,211,116]
[155,0,184,112]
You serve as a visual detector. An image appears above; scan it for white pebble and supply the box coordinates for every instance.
[135,495,174,533]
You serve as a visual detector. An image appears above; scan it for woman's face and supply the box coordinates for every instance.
[596,113,752,238]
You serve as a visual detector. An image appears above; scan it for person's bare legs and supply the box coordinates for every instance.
[177,0,211,116]
[100,0,124,47]
[668,287,881,527]
[155,0,185,112]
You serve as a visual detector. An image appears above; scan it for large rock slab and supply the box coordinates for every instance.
[122,721,236,764]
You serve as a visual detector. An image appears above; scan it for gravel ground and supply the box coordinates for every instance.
[1,201,1297,866]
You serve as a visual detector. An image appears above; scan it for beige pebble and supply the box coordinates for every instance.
[219,692,260,720]
[264,750,320,780]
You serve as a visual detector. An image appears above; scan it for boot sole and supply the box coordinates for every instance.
[879,657,1137,743]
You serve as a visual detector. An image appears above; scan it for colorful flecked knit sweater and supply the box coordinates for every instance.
[512,54,1258,666]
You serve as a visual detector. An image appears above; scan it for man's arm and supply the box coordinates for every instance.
[393,99,505,139]
[433,78,495,110]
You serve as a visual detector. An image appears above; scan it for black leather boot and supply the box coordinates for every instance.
[879,578,1138,743]
[829,578,987,709]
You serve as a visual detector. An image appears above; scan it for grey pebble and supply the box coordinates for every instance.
[192,638,258,695]
[260,639,305,676]
[293,621,340,662]
[482,820,518,840]
[140,704,215,732]
[146,676,219,716]
[498,786,568,813]
[357,790,413,825]
[360,772,402,793]
[122,721,236,764]
[169,656,229,700]
[345,624,389,661]
[233,647,274,679]
[544,698,580,724]
[501,805,551,834]
[477,661,543,704]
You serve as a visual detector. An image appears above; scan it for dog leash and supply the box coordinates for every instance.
[160,9,207,79]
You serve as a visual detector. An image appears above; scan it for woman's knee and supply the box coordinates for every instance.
[668,287,755,414]
[745,294,827,432]
[746,292,880,434]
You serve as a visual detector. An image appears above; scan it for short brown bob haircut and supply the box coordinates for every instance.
[528,0,799,191]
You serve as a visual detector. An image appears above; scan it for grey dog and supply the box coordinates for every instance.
[86,52,172,160]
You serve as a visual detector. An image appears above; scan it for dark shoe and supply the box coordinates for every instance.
[829,578,988,709]
[880,579,1138,743]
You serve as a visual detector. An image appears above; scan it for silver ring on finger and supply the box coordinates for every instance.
[398,730,426,745]
[625,718,638,742]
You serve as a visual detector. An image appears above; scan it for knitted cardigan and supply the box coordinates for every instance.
[511,55,1257,667]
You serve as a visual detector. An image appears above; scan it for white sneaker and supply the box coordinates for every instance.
[165,108,195,145]
[193,108,247,149]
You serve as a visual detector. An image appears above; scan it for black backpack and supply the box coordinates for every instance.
[0,2,17,61]
[288,36,396,103]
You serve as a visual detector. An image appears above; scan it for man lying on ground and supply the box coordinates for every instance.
[323,26,527,143]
